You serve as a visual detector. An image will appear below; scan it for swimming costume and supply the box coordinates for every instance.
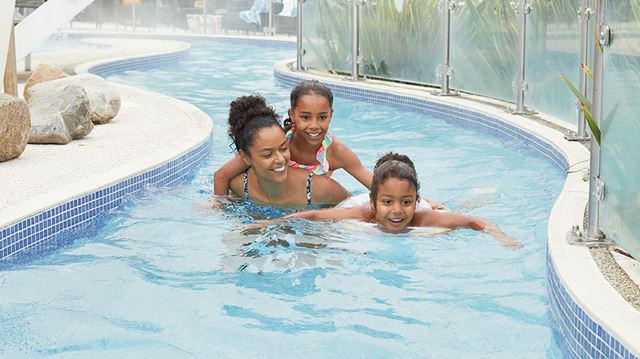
[285,124,334,176]
[243,170,314,208]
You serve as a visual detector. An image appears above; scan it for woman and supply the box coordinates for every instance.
[224,94,351,208]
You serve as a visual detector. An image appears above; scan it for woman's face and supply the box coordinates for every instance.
[370,177,418,233]
[288,93,333,146]
[241,125,290,183]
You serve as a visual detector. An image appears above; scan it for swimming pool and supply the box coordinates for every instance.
[0,38,568,357]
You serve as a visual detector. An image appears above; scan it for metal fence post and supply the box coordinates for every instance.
[434,0,457,96]
[131,0,136,32]
[350,0,363,81]
[587,0,608,240]
[268,0,274,36]
[508,0,534,115]
[567,0,593,141]
[203,0,208,34]
[567,0,611,246]
[296,0,304,71]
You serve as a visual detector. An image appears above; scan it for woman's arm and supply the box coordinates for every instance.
[214,155,250,195]
[330,140,373,189]
[414,211,523,249]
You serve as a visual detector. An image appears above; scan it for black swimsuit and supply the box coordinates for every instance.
[243,170,313,208]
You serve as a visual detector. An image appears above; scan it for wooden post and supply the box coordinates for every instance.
[3,24,17,96]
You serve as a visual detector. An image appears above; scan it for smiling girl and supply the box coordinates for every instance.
[277,153,523,249]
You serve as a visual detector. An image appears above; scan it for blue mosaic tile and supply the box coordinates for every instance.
[547,252,638,359]
[0,135,212,260]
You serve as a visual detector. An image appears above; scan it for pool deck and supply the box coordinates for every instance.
[1,37,212,234]
[1,28,639,357]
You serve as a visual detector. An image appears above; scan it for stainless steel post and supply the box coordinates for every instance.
[350,0,360,81]
[132,0,136,32]
[268,0,274,35]
[296,0,304,71]
[435,0,457,96]
[567,0,593,140]
[203,0,208,34]
[508,0,533,114]
[587,0,607,239]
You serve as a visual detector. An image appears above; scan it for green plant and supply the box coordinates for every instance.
[559,64,601,145]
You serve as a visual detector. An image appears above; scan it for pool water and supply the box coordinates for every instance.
[0,39,567,357]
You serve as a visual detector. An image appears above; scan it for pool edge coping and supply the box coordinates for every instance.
[0,39,213,260]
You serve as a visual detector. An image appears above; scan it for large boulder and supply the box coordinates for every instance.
[23,64,69,102]
[28,84,92,144]
[25,74,121,124]
[0,94,31,161]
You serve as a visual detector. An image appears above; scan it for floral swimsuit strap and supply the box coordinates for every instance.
[285,125,333,176]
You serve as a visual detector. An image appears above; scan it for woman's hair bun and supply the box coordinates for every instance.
[227,94,281,153]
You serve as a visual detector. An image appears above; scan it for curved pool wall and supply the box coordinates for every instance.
[273,62,639,358]
[0,40,212,262]
[0,33,637,357]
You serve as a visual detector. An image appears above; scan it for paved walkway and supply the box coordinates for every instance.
[1,37,211,229]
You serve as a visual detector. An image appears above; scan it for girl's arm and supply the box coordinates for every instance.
[414,211,523,249]
[214,155,249,195]
[284,206,367,222]
[310,175,352,205]
[330,140,373,189]
[244,206,367,230]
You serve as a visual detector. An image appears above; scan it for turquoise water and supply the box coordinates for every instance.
[0,39,567,358]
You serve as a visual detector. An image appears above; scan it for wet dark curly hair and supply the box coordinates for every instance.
[227,94,281,154]
[371,152,420,205]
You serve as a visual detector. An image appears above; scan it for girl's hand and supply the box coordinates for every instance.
[483,222,523,250]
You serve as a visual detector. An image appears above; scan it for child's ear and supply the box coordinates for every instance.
[369,193,375,210]
[239,150,251,167]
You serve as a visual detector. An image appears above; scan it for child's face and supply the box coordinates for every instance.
[289,93,333,146]
[241,126,290,183]
[370,177,418,233]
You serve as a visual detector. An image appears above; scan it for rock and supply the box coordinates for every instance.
[23,64,69,102]
[28,84,92,144]
[24,74,121,124]
[0,94,31,161]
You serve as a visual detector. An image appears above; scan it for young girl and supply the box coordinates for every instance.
[214,80,372,195]
[225,94,351,208]
[279,153,523,249]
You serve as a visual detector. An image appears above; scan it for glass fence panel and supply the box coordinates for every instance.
[301,0,351,74]
[600,1,640,259]
[360,0,441,85]
[450,0,518,101]
[526,1,581,124]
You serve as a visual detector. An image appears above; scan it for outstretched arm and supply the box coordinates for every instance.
[214,155,249,195]
[243,206,367,230]
[330,140,373,190]
[284,206,367,222]
[311,175,352,206]
[414,211,522,249]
